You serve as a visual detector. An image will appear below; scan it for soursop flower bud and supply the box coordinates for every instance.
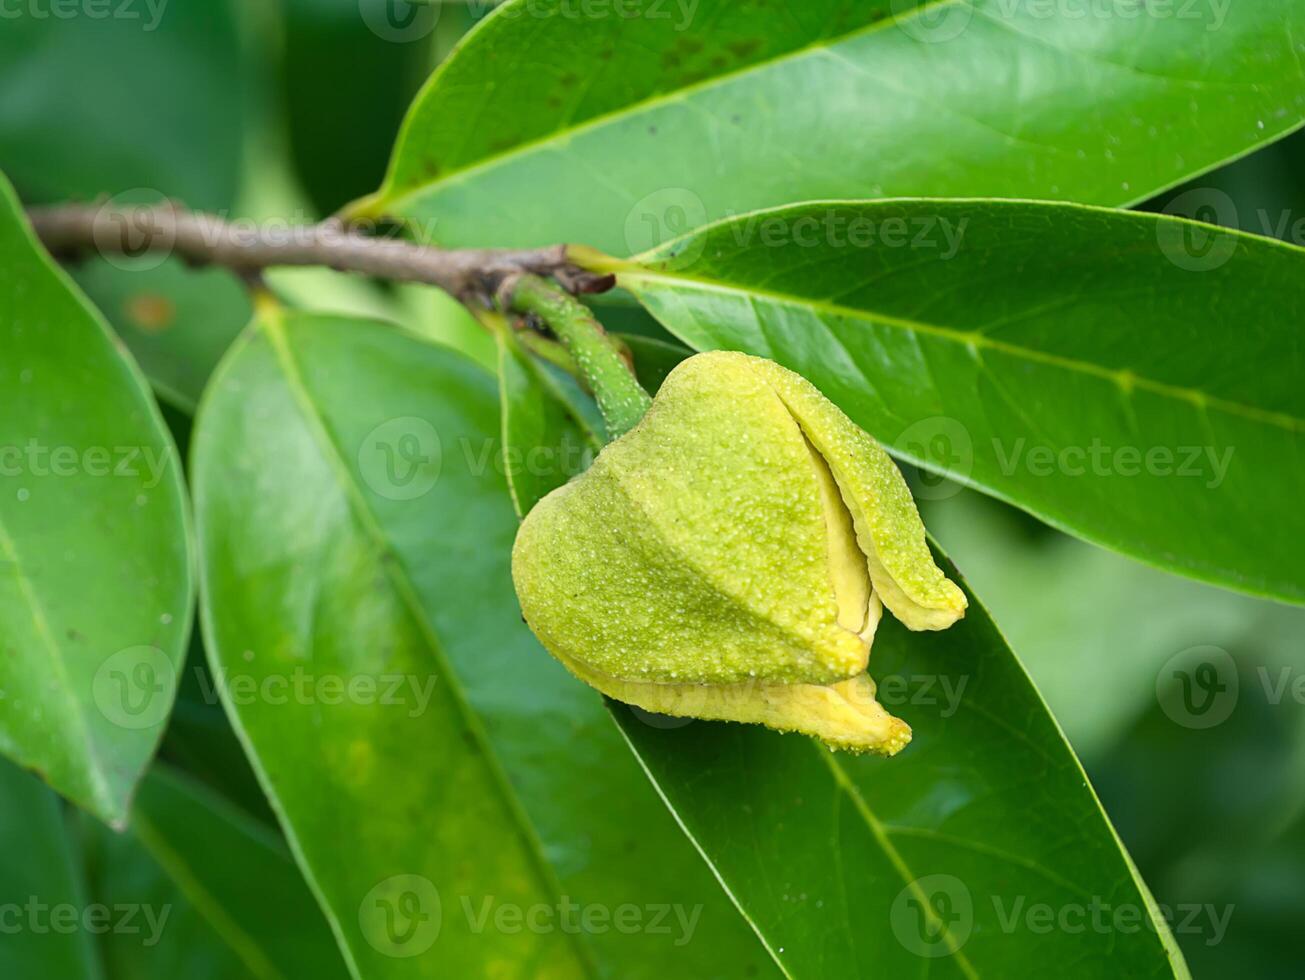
[511,351,966,755]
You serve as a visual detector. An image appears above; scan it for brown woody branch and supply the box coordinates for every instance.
[26,201,614,301]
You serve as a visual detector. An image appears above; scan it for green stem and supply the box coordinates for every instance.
[505,274,652,439]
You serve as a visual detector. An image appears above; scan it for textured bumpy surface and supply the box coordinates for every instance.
[512,351,965,753]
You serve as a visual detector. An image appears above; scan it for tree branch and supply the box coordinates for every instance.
[26,201,613,301]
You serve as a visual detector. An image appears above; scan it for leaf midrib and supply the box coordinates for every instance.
[380,0,966,213]
[0,512,114,815]
[622,268,1305,433]
[260,313,601,980]
[817,747,982,979]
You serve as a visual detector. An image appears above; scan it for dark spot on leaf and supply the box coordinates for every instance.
[124,293,175,333]
[727,38,762,60]
[487,135,521,154]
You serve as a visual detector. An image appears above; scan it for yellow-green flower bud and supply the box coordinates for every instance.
[511,351,966,755]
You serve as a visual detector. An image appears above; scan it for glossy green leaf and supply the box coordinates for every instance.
[0,759,99,978]
[361,0,1305,251]
[0,174,191,824]
[193,308,779,979]
[618,199,1305,603]
[496,330,592,517]
[611,546,1189,977]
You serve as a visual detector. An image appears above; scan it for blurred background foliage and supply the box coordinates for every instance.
[0,1,1301,976]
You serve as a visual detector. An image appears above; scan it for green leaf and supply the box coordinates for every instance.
[161,637,278,828]
[617,198,1305,603]
[617,333,690,395]
[360,0,1305,251]
[77,764,346,980]
[0,4,248,415]
[610,546,1190,977]
[0,3,243,209]
[89,766,350,980]
[922,488,1301,760]
[0,759,100,979]
[70,259,251,415]
[279,0,435,214]
[0,173,191,824]
[496,330,593,517]
[192,308,779,979]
